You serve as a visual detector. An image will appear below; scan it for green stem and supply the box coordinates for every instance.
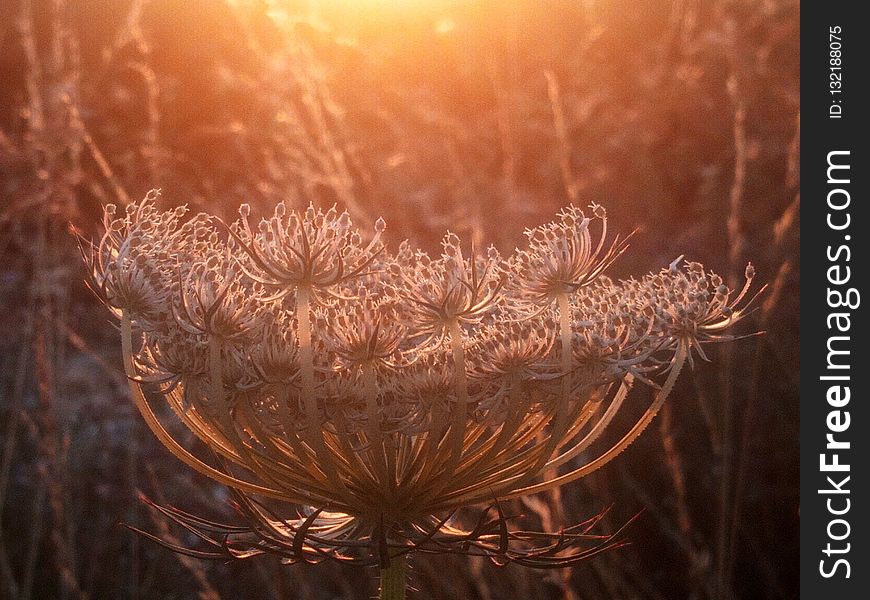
[379,556,407,600]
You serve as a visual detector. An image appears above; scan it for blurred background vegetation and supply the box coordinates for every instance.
[0,0,798,598]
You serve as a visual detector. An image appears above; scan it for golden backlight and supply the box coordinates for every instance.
[0,0,799,597]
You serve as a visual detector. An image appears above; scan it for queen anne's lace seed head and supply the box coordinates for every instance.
[387,350,457,433]
[135,324,208,387]
[390,233,503,347]
[93,194,759,569]
[84,192,183,329]
[228,202,386,303]
[249,313,299,385]
[643,260,759,365]
[468,311,556,400]
[173,253,262,343]
[506,204,629,314]
[564,282,664,383]
[318,290,407,372]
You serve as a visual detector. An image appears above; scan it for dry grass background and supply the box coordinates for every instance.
[0,0,798,598]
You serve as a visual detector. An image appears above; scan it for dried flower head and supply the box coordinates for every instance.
[390,233,503,347]
[318,289,407,372]
[507,204,629,314]
[90,194,758,577]
[228,202,386,302]
[173,253,262,342]
[83,191,183,328]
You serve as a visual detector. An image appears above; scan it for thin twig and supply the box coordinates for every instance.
[144,467,222,600]
[545,70,579,203]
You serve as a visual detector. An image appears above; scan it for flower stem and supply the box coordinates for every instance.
[296,286,317,431]
[447,318,468,471]
[501,342,689,499]
[557,291,572,399]
[120,311,288,500]
[525,291,572,473]
[295,286,352,502]
[379,556,407,600]
[363,361,389,487]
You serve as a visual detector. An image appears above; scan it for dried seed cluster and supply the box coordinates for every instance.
[88,192,757,565]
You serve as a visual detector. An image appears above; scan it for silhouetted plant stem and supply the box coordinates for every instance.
[296,285,350,500]
[447,318,469,473]
[379,556,406,600]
